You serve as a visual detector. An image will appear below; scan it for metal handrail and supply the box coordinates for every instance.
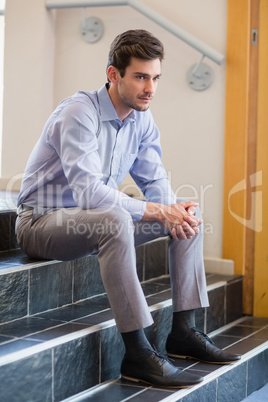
[46,0,225,65]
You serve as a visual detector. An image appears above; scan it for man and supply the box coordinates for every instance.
[16,29,240,388]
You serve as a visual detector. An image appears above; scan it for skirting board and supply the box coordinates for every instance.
[204,257,234,275]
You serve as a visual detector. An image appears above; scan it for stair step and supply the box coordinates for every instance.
[0,192,250,401]
[0,250,107,323]
[62,317,268,402]
[0,236,172,323]
[0,274,245,401]
[0,236,243,326]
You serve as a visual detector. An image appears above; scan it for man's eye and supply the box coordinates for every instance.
[137,76,145,80]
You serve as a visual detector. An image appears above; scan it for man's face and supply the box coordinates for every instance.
[116,57,161,112]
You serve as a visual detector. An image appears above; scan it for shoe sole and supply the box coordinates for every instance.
[121,374,203,389]
[166,352,241,365]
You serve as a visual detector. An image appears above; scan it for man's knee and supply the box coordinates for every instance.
[97,206,134,240]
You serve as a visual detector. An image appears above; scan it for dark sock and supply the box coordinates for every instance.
[171,309,196,337]
[121,329,153,362]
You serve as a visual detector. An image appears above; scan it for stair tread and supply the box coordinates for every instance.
[0,248,46,271]
[0,247,243,284]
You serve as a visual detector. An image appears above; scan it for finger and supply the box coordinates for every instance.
[170,227,177,240]
[193,226,199,234]
[181,201,199,210]
[176,225,187,240]
[187,206,196,216]
[184,214,202,227]
[181,221,196,237]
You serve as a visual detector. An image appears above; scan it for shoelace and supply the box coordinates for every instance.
[192,327,215,346]
[148,346,173,368]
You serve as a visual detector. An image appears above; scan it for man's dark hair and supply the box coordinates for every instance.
[107,29,164,82]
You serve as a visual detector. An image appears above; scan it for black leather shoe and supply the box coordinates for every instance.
[166,328,241,364]
[121,350,203,388]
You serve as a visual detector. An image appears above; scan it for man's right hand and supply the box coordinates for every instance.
[142,201,202,240]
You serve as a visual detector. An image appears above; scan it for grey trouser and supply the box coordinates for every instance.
[16,205,209,333]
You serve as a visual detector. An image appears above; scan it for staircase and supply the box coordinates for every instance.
[0,191,267,402]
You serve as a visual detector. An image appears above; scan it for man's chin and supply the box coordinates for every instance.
[134,104,150,112]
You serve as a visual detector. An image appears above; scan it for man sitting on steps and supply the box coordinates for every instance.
[16,29,241,388]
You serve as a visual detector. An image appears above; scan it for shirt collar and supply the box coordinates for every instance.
[97,84,136,124]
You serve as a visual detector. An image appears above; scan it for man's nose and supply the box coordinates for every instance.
[144,79,155,94]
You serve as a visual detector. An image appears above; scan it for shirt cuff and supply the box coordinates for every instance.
[121,197,147,221]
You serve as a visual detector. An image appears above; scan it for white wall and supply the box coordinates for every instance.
[0,12,4,176]
[1,0,227,258]
[1,0,56,185]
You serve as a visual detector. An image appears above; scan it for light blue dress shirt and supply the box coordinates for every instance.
[18,84,176,221]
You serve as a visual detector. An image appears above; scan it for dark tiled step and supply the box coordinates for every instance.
[0,237,242,327]
[62,317,268,402]
[0,192,248,402]
[0,255,243,330]
[0,274,244,401]
[0,251,106,324]
[0,237,169,324]
[0,191,168,284]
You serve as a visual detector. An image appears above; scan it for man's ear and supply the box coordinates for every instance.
[107,65,119,84]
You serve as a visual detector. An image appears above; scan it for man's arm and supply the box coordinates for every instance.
[129,112,202,238]
[142,201,202,240]
[130,111,177,207]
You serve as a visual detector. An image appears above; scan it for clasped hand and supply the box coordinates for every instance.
[163,201,202,240]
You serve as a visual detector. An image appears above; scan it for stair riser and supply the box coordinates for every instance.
[0,325,124,401]
[0,256,106,324]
